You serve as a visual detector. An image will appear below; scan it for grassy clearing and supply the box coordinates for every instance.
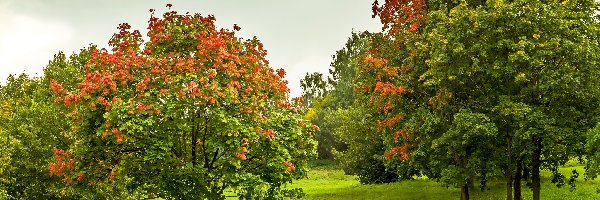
[289,160,600,200]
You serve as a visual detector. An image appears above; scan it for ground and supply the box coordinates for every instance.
[288,160,600,200]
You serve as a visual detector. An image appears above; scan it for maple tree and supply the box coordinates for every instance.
[48,5,316,199]
[363,0,600,200]
[371,0,427,33]
[299,31,402,183]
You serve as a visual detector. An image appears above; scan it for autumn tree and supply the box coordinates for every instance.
[367,0,600,200]
[48,6,316,199]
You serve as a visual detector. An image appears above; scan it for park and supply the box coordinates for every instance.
[1,0,600,199]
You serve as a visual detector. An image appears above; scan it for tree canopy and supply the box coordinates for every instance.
[355,0,600,199]
[45,7,317,199]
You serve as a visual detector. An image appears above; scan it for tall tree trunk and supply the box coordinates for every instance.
[532,137,541,200]
[506,118,513,200]
[506,174,513,200]
[461,183,470,200]
[191,120,197,166]
[514,159,522,200]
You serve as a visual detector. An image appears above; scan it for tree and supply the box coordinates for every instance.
[431,110,498,200]
[0,99,12,199]
[367,0,600,199]
[426,2,599,199]
[327,31,372,108]
[0,73,72,199]
[300,72,329,107]
[320,31,402,183]
[352,26,435,183]
[300,32,372,160]
[49,6,316,199]
[302,96,345,159]
[332,107,400,184]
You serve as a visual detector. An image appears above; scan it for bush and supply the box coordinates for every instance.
[305,97,347,160]
[332,108,399,184]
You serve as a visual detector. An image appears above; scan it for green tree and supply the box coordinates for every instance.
[300,32,372,159]
[332,107,400,184]
[367,0,600,199]
[0,100,13,199]
[301,32,382,164]
[431,110,498,200]
[302,96,345,159]
[325,32,402,183]
[300,72,329,107]
[0,73,73,199]
[327,31,371,108]
[425,2,599,199]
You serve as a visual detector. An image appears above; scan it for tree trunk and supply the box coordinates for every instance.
[191,121,197,166]
[523,165,529,180]
[461,183,470,200]
[506,174,513,200]
[532,137,541,200]
[506,118,513,200]
[514,160,522,200]
[468,175,475,189]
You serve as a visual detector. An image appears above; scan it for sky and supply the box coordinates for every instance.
[0,0,382,97]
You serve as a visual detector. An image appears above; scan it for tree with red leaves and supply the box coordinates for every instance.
[49,5,316,199]
[364,1,600,200]
[371,0,427,34]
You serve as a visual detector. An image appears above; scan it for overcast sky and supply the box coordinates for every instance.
[0,0,381,97]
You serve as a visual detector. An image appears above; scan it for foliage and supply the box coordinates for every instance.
[327,31,372,108]
[48,6,316,199]
[332,107,399,184]
[300,72,329,107]
[303,96,345,159]
[0,73,74,199]
[364,0,600,199]
[301,32,372,160]
[0,95,11,199]
[371,0,426,33]
[300,31,402,184]
[431,110,498,189]
[0,125,11,199]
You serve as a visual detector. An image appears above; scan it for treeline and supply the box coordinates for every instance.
[303,0,600,200]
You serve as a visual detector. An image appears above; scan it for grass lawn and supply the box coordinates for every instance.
[289,160,600,199]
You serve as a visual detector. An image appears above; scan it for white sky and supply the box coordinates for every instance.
[0,0,381,97]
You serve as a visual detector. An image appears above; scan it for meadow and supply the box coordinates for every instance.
[289,160,600,200]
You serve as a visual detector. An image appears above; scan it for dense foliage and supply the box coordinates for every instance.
[1,5,317,200]
[350,0,600,199]
[300,32,402,184]
[2,1,600,200]
[0,73,74,199]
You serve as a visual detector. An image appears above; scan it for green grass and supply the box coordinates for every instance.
[289,161,600,200]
